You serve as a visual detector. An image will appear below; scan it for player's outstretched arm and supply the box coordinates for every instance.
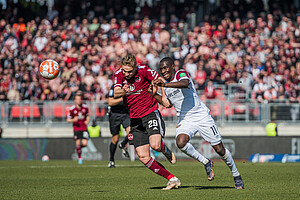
[108,97,124,106]
[153,79,189,88]
[114,86,127,98]
[148,84,172,108]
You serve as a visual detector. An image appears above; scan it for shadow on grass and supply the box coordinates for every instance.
[91,191,107,193]
[149,185,234,190]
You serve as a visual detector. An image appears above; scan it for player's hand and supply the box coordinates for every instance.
[73,117,78,122]
[148,83,157,96]
[123,84,130,93]
[84,120,88,125]
[152,78,165,87]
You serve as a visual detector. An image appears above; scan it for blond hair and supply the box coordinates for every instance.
[121,55,137,68]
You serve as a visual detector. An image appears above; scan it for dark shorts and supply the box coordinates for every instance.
[109,112,130,136]
[74,130,89,140]
[128,110,165,148]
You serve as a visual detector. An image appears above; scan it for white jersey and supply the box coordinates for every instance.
[164,70,210,120]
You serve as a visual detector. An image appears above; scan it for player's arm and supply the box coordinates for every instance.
[153,78,189,88]
[84,116,90,125]
[114,86,127,98]
[66,115,78,123]
[108,97,123,106]
[148,84,172,108]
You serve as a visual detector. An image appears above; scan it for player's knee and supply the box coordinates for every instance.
[139,155,151,164]
[150,143,161,151]
[214,144,225,156]
[176,136,188,149]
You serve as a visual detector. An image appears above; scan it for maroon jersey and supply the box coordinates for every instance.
[114,65,159,118]
[67,104,89,131]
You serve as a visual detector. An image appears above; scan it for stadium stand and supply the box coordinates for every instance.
[0,0,299,121]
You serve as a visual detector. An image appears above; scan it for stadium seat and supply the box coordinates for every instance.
[210,104,222,117]
[11,104,40,118]
[95,107,105,117]
[225,103,234,116]
[53,103,73,118]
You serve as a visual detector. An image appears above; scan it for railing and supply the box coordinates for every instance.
[0,100,299,127]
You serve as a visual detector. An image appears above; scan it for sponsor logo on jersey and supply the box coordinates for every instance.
[167,89,180,98]
[123,80,128,84]
[179,72,187,77]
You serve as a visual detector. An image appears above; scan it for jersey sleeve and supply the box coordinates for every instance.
[176,70,190,82]
[85,107,89,116]
[114,70,123,88]
[67,108,73,119]
[108,86,114,97]
[144,66,159,81]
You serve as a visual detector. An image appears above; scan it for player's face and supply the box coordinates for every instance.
[122,65,137,80]
[159,62,175,82]
[74,96,82,106]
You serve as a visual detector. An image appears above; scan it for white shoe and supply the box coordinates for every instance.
[108,161,115,168]
[162,177,181,190]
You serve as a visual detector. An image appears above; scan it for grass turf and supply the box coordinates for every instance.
[0,160,299,200]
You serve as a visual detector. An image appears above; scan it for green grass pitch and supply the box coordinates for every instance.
[0,160,299,199]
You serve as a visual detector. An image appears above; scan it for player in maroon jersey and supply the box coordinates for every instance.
[67,92,90,164]
[114,55,181,190]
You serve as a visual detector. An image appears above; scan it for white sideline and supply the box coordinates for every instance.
[0,164,143,169]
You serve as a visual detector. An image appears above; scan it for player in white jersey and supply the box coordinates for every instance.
[148,57,244,189]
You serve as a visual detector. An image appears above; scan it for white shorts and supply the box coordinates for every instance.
[176,115,222,145]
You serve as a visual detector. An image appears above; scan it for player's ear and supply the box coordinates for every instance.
[172,64,175,70]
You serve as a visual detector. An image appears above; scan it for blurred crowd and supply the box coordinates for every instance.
[0,0,299,103]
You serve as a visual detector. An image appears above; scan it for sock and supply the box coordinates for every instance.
[222,148,240,177]
[120,136,129,147]
[109,142,117,161]
[76,146,81,159]
[160,141,167,153]
[145,157,174,180]
[180,143,209,165]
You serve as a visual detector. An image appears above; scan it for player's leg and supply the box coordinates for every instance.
[146,110,176,164]
[119,115,130,158]
[108,113,121,167]
[211,141,244,189]
[199,116,244,188]
[176,133,210,165]
[75,138,83,164]
[136,144,181,190]
[132,117,180,190]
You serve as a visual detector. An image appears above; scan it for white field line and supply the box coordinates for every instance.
[0,164,143,169]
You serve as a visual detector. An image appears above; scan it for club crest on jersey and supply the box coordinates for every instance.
[129,84,135,91]
[135,76,141,82]
[128,134,133,140]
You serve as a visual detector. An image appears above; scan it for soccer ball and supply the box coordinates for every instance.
[42,155,50,162]
[39,59,60,80]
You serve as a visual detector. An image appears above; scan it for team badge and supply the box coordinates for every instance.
[128,134,133,140]
[135,76,141,82]
[129,84,135,91]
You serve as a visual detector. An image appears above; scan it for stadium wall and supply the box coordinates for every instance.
[2,124,300,138]
[1,136,299,161]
